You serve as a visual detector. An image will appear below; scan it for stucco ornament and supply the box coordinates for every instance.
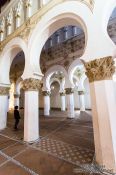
[0,87,10,95]
[25,0,32,8]
[65,88,74,94]
[42,91,51,96]
[82,56,115,83]
[60,92,65,96]
[22,78,41,91]
[78,90,85,95]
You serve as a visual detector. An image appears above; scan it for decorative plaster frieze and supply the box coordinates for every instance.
[22,78,41,91]
[65,88,74,94]
[0,86,10,95]
[0,0,94,52]
[82,56,115,83]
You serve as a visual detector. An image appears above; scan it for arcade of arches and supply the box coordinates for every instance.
[0,0,116,174]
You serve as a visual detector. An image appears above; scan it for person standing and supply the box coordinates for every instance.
[14,106,20,130]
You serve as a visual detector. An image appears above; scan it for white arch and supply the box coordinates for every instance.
[68,59,85,87]
[102,0,116,34]
[50,77,65,92]
[50,78,61,87]
[43,65,71,90]
[0,37,27,85]
[78,74,87,91]
[28,0,92,75]
[73,75,80,87]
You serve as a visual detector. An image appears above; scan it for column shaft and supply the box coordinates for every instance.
[84,56,116,173]
[60,95,65,111]
[78,92,85,111]
[90,80,116,172]
[24,91,39,142]
[44,95,50,116]
[65,88,74,118]
[0,96,8,130]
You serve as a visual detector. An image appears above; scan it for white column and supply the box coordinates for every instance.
[56,32,60,44]
[25,0,32,19]
[7,96,10,112]
[14,94,20,107]
[22,78,41,143]
[65,88,74,118]
[0,31,4,41]
[43,91,50,116]
[24,91,39,142]
[16,17,21,28]
[7,25,12,36]
[39,0,42,8]
[84,56,116,173]
[0,17,5,41]
[0,87,10,130]
[60,93,65,111]
[90,80,116,172]
[0,96,8,130]
[63,27,68,40]
[78,91,85,111]
[26,7,31,18]
[49,37,53,47]
[72,26,77,36]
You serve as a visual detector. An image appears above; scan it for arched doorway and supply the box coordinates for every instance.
[0,38,27,139]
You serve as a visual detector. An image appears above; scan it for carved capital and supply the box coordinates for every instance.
[83,56,115,83]
[42,91,51,96]
[78,91,85,95]
[65,88,74,95]
[14,94,20,98]
[22,78,41,91]
[0,86,10,95]
[60,92,65,96]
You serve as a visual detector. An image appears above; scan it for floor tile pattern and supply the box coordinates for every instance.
[35,138,94,165]
[0,110,104,175]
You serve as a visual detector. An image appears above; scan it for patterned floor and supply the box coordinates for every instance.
[34,138,94,165]
[0,110,106,175]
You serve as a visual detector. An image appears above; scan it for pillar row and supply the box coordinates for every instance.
[22,78,41,143]
[65,88,75,118]
[14,94,20,107]
[78,90,85,111]
[84,56,116,173]
[42,91,50,116]
[60,92,66,111]
[0,86,10,130]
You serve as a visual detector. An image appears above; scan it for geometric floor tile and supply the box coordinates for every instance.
[34,138,94,166]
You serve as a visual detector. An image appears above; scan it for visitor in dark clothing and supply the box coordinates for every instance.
[14,106,20,130]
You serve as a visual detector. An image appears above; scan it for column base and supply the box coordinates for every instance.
[93,160,116,175]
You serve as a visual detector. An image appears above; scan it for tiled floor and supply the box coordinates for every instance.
[0,110,103,175]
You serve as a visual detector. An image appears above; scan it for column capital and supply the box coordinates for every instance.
[0,86,10,95]
[78,90,85,95]
[82,56,115,83]
[42,91,51,96]
[14,94,20,98]
[60,92,65,96]
[65,88,74,95]
[22,78,41,91]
